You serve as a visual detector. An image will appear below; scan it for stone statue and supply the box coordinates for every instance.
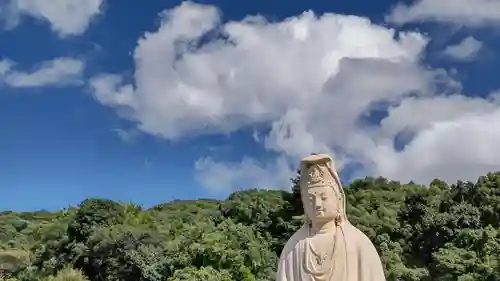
[276,154,386,281]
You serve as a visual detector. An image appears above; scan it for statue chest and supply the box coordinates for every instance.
[307,232,335,248]
[302,232,337,280]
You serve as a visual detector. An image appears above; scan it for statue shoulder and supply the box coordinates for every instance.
[346,224,380,254]
[279,225,308,258]
[345,224,387,278]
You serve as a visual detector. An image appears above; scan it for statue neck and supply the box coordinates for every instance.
[310,219,336,235]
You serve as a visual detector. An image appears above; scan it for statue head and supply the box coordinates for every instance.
[299,154,345,225]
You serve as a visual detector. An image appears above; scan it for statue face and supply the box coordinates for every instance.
[302,184,339,222]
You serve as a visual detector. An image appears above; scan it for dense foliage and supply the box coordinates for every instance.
[2,172,500,281]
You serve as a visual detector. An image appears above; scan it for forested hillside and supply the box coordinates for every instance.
[2,172,500,281]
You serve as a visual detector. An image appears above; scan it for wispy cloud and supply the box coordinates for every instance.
[387,0,500,26]
[1,0,104,37]
[443,37,483,61]
[0,57,85,88]
[194,156,294,194]
[112,128,142,143]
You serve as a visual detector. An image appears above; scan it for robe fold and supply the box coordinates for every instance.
[276,223,386,281]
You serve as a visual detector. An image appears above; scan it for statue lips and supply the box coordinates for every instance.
[315,209,325,216]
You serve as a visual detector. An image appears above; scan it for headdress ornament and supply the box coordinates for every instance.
[300,154,337,189]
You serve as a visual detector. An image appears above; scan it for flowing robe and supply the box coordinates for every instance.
[276,223,386,281]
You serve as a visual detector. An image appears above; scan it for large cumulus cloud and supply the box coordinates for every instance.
[90,1,500,192]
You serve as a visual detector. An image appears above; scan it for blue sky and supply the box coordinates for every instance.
[2,0,500,211]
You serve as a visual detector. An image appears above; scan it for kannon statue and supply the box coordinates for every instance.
[276,154,386,281]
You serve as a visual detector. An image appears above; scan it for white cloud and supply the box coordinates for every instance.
[378,94,497,139]
[194,156,295,193]
[90,1,500,192]
[112,128,142,143]
[443,37,483,61]
[369,97,500,184]
[0,60,13,76]
[2,0,104,37]
[90,1,429,140]
[387,0,500,26]
[0,57,84,88]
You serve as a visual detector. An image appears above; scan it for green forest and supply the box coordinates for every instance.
[2,172,500,281]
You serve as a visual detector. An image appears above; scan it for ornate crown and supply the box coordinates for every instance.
[300,154,336,188]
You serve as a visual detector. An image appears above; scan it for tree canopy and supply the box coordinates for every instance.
[2,172,500,281]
